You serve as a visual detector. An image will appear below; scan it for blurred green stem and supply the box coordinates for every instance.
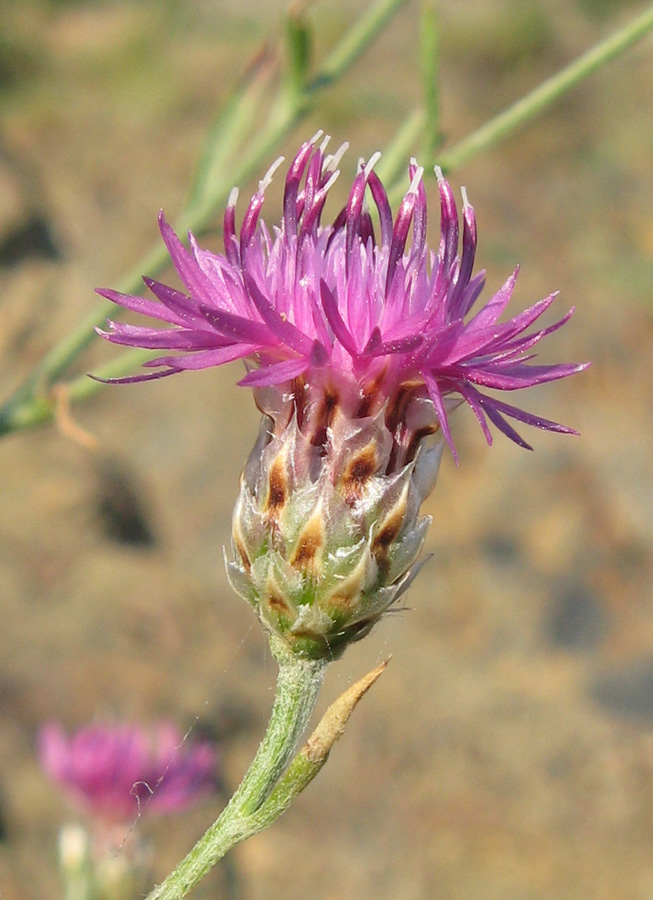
[437,3,653,171]
[309,0,405,90]
[419,0,442,159]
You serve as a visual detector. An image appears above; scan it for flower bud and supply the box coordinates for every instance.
[227,408,443,660]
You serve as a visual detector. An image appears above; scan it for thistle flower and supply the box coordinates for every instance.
[96,133,586,659]
[38,721,217,823]
[97,131,584,456]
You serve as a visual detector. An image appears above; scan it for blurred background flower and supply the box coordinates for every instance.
[38,721,217,823]
[38,721,218,900]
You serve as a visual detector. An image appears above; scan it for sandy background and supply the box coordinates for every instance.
[0,1,652,898]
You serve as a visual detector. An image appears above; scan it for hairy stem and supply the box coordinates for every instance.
[145,638,326,900]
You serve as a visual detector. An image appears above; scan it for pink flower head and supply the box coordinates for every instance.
[97,131,587,458]
[38,722,217,823]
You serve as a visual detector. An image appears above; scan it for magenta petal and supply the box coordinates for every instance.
[142,278,206,326]
[363,333,423,358]
[511,315,576,354]
[243,274,313,355]
[310,340,330,367]
[319,280,358,356]
[478,393,580,435]
[486,292,560,346]
[449,199,477,314]
[158,213,216,304]
[458,385,493,445]
[283,137,318,236]
[367,170,393,248]
[96,288,186,327]
[437,174,459,273]
[466,269,518,331]
[144,344,259,370]
[423,370,457,461]
[239,355,309,386]
[89,369,180,384]
[386,188,416,293]
[100,322,228,350]
[199,304,276,345]
[38,721,216,821]
[308,289,332,349]
[460,361,586,390]
[477,396,534,450]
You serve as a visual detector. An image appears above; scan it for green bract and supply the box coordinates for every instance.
[227,409,443,659]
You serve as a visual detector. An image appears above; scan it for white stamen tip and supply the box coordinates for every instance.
[227,186,240,208]
[410,156,418,168]
[461,185,470,209]
[363,151,382,178]
[319,133,332,155]
[434,165,444,182]
[324,141,349,173]
[321,168,341,195]
[408,166,425,196]
[309,129,324,146]
[259,155,285,192]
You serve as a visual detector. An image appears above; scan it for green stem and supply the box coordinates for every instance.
[179,47,275,234]
[146,638,326,900]
[61,870,92,900]
[419,0,442,159]
[204,0,411,199]
[284,6,311,106]
[437,3,653,171]
[309,0,407,91]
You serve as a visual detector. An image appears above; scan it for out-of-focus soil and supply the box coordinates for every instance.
[0,1,652,898]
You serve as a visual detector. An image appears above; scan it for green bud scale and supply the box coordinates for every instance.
[227,406,443,660]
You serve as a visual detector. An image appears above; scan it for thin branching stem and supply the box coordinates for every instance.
[436,3,653,172]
